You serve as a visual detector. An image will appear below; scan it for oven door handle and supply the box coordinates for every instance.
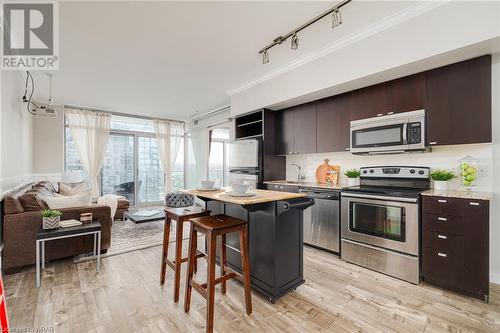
[341,192,418,203]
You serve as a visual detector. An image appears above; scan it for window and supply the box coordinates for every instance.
[64,114,185,205]
[64,127,87,178]
[208,128,230,187]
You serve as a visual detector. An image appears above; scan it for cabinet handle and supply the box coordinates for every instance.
[437,234,447,239]
[437,199,447,203]
[429,141,437,145]
[437,217,447,221]
[387,112,394,115]
[345,147,350,151]
[376,113,383,117]
[279,186,285,189]
[294,152,299,154]
[470,202,480,206]
[437,252,447,258]
[288,151,293,154]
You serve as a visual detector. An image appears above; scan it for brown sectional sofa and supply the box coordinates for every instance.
[0,181,126,273]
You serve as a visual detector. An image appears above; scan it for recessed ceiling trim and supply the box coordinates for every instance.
[227,0,449,96]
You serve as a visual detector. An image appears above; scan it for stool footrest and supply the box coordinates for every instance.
[224,266,243,284]
[200,272,237,290]
[164,250,205,270]
[190,280,208,300]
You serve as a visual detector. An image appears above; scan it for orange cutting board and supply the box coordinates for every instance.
[315,159,340,184]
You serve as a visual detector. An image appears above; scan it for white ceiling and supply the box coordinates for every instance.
[31,1,417,120]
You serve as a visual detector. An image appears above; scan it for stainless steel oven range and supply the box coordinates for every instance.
[340,166,430,284]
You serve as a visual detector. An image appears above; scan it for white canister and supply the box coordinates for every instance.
[347,178,359,187]
[433,180,449,191]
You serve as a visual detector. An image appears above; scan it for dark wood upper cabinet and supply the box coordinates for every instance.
[385,73,426,113]
[316,93,352,153]
[275,109,294,155]
[292,103,317,154]
[350,73,426,121]
[350,83,388,120]
[426,55,492,146]
[275,103,316,155]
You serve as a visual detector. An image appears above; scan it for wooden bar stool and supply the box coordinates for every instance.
[184,214,252,333]
[160,206,210,302]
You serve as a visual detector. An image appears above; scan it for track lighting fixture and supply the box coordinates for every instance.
[291,33,299,50]
[332,8,342,28]
[262,50,269,64]
[257,0,351,64]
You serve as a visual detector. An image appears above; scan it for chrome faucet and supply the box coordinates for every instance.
[290,163,305,182]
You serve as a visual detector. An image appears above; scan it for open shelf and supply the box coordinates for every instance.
[235,110,264,140]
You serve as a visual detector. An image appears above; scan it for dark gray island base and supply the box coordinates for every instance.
[194,193,313,303]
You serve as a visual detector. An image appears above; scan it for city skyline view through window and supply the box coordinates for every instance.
[65,115,184,205]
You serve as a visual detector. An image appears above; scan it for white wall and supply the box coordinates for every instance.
[0,71,33,193]
[286,144,493,192]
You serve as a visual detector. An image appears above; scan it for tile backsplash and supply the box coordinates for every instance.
[286,143,493,192]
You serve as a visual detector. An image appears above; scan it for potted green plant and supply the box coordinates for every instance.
[344,169,361,187]
[430,169,456,191]
[41,209,63,230]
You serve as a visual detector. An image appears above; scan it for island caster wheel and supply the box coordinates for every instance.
[269,297,276,304]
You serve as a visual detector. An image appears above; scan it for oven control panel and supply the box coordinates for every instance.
[360,166,429,179]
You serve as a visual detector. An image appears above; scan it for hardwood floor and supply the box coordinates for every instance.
[4,243,500,332]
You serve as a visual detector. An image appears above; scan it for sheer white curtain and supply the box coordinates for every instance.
[65,108,111,198]
[186,127,209,189]
[153,119,184,193]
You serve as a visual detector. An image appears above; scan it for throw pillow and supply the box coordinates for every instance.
[58,181,90,196]
[43,190,92,209]
[20,192,47,211]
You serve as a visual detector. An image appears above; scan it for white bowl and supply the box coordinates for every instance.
[200,180,215,189]
[231,183,250,194]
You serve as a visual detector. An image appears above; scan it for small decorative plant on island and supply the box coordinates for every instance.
[345,169,361,187]
[430,169,456,191]
[41,209,63,230]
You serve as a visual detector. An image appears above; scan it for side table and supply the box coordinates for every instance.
[35,222,102,287]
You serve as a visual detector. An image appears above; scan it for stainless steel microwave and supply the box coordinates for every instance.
[350,110,426,154]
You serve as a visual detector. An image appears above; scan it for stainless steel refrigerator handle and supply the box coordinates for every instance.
[402,123,408,145]
[341,192,418,203]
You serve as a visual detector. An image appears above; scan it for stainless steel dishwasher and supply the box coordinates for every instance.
[299,188,340,253]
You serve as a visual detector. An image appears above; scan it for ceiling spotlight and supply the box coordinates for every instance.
[332,8,342,28]
[291,33,299,50]
[262,50,270,64]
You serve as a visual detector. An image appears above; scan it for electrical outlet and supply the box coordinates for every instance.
[478,165,488,178]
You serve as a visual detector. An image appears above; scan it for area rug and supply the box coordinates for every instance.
[73,218,193,263]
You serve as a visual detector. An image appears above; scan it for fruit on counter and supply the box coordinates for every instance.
[460,162,477,186]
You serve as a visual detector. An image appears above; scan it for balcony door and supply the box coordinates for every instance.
[101,132,164,206]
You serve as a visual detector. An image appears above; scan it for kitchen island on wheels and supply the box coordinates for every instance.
[185,188,314,303]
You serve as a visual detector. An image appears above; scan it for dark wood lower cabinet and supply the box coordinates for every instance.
[421,196,489,301]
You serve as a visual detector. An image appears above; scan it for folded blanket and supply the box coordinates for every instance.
[97,194,126,218]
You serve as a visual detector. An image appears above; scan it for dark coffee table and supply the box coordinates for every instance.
[125,210,165,224]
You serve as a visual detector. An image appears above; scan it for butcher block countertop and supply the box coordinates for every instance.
[184,188,306,205]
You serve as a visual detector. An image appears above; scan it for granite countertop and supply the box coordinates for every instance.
[184,187,306,205]
[421,189,492,201]
[264,180,343,190]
